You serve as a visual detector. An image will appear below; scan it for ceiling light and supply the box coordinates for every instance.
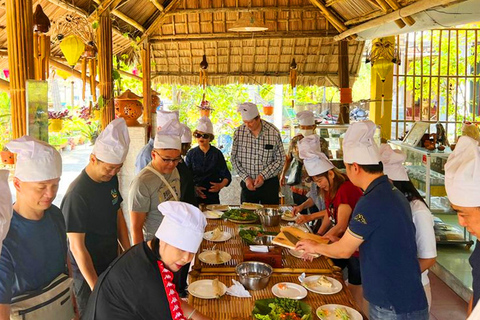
[228,12,268,32]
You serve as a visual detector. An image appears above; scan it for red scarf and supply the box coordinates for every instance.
[157,261,187,320]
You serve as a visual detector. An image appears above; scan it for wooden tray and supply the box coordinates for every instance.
[187,273,365,320]
[193,220,338,274]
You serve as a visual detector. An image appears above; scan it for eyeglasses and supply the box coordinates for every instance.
[153,151,182,164]
[194,133,210,139]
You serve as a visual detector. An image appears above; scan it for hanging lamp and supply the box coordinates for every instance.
[60,35,85,67]
[228,12,268,32]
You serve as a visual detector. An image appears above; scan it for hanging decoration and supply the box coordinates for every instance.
[365,38,400,117]
[199,54,208,90]
[59,35,85,67]
[115,89,143,126]
[3,70,9,79]
[289,58,297,110]
[55,69,72,80]
[33,5,51,80]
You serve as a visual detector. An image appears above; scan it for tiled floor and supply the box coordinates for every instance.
[430,272,467,320]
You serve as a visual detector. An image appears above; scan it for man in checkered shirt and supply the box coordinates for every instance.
[231,102,286,204]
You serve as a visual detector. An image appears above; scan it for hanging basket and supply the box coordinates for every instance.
[92,110,101,121]
[1,151,15,164]
[49,119,64,132]
[263,105,274,116]
[200,108,211,117]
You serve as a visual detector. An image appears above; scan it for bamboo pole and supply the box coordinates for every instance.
[6,0,34,139]
[0,79,10,92]
[118,69,142,81]
[50,57,99,85]
[309,0,347,33]
[333,0,460,41]
[92,0,146,33]
[383,0,416,26]
[97,11,114,129]
[150,0,165,12]
[142,40,152,125]
[81,58,87,101]
[89,58,97,102]
[34,33,50,80]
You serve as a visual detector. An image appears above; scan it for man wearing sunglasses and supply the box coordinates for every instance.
[231,102,285,204]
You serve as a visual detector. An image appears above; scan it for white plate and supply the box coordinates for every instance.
[282,214,297,222]
[316,304,362,320]
[271,282,308,300]
[302,276,342,295]
[203,230,232,242]
[206,204,230,211]
[240,203,264,210]
[288,249,320,259]
[203,210,223,219]
[188,279,227,299]
[198,250,231,265]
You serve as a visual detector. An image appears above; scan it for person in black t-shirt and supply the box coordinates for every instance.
[84,201,211,320]
[61,119,131,317]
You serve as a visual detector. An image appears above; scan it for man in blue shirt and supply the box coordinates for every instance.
[296,121,428,319]
[0,136,74,319]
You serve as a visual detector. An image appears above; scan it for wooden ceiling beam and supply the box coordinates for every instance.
[384,0,416,26]
[150,30,339,43]
[345,10,385,25]
[165,5,317,15]
[139,0,182,42]
[150,0,164,12]
[151,71,350,79]
[309,0,348,33]
[91,0,119,18]
[93,0,145,33]
[0,78,9,92]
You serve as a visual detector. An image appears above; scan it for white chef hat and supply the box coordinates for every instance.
[7,136,62,181]
[298,134,322,160]
[379,143,409,181]
[196,116,214,134]
[156,110,179,128]
[155,201,207,253]
[343,121,380,165]
[297,110,315,126]
[93,118,130,165]
[181,124,192,143]
[445,136,480,207]
[304,153,335,177]
[0,170,12,256]
[237,102,259,121]
[154,119,182,150]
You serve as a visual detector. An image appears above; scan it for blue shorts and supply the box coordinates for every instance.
[369,303,429,320]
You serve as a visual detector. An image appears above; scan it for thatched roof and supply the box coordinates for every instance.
[0,0,473,86]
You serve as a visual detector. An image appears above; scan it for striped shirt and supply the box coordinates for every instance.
[231,120,285,181]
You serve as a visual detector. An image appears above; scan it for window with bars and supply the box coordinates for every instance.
[392,28,480,142]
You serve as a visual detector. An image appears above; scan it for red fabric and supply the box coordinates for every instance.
[325,180,363,222]
[157,261,187,320]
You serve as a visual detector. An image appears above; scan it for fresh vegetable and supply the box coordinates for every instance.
[316,309,329,319]
[335,307,350,320]
[253,298,311,320]
[239,229,277,245]
[222,208,258,221]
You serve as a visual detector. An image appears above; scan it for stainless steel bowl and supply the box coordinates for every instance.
[254,235,275,245]
[235,261,273,290]
[257,208,281,227]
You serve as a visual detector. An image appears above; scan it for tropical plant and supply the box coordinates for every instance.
[48,109,72,120]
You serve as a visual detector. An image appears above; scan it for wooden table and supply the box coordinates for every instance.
[188,273,364,320]
[192,218,339,274]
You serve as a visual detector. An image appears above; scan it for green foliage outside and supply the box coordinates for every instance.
[0,92,11,151]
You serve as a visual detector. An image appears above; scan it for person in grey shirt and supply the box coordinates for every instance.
[129,120,182,245]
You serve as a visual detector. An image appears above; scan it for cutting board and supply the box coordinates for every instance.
[272,226,328,249]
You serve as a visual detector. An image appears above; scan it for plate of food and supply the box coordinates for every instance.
[205,204,230,211]
[203,210,223,219]
[239,229,278,245]
[288,249,320,259]
[203,227,232,242]
[241,202,264,210]
[271,283,308,300]
[316,304,362,320]
[301,276,342,295]
[252,298,312,320]
[198,250,231,265]
[281,210,297,222]
[188,279,227,299]
[222,209,259,223]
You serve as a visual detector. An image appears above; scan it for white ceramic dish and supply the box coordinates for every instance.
[188,279,227,299]
[301,276,342,295]
[316,304,362,320]
[203,210,223,219]
[198,250,231,265]
[203,230,232,242]
[271,282,308,300]
[206,204,230,211]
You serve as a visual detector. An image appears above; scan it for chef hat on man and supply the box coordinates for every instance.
[7,136,62,181]
[180,124,192,144]
[156,110,179,128]
[0,170,12,256]
[298,134,322,160]
[154,119,182,150]
[297,110,315,126]
[92,118,130,165]
[237,102,259,121]
[343,120,380,165]
[156,201,207,253]
[196,116,214,134]
[379,143,409,181]
[445,136,480,207]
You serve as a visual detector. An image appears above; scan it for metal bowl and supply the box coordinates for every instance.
[254,235,275,245]
[235,261,273,290]
[257,208,281,227]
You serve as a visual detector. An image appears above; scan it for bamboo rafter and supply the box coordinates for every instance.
[139,0,182,42]
[150,0,164,12]
[93,0,146,33]
[383,0,416,26]
[0,79,9,91]
[308,0,348,33]
[165,5,317,15]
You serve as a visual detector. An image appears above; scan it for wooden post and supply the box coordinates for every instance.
[142,40,152,125]
[33,33,50,80]
[6,0,34,138]
[337,40,350,124]
[97,10,114,129]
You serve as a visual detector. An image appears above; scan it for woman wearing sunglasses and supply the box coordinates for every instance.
[295,135,364,308]
[185,117,232,205]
